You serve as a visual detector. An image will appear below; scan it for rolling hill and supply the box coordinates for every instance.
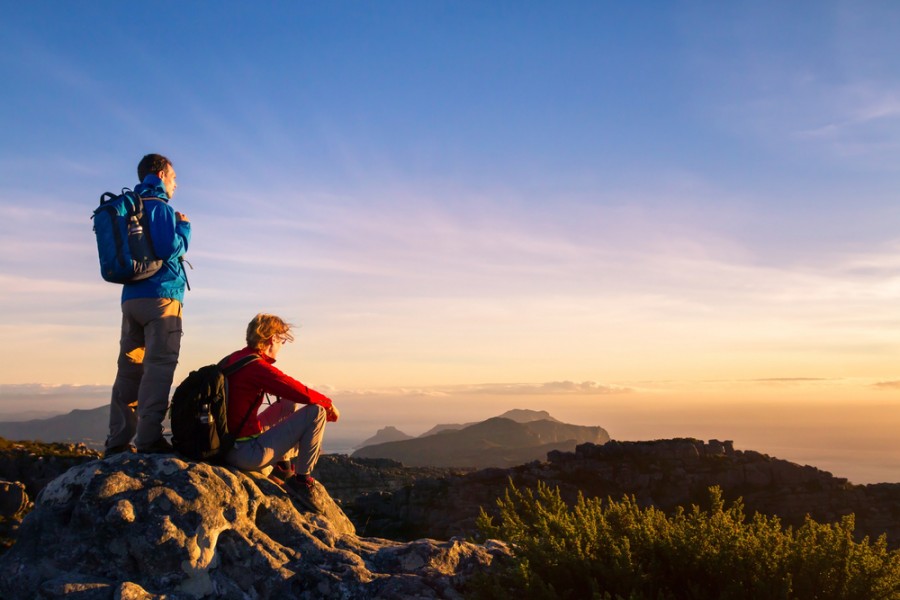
[0,406,107,449]
[352,413,609,468]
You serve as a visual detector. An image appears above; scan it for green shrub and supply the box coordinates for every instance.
[471,481,900,600]
[0,437,95,458]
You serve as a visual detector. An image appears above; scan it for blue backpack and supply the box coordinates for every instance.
[91,189,163,284]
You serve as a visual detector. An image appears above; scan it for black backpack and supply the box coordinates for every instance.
[170,355,260,462]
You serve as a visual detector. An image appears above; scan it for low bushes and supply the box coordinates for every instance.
[472,482,900,599]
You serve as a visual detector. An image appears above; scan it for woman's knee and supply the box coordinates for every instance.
[309,404,326,423]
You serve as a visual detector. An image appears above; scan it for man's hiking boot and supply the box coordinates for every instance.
[284,475,323,514]
[137,437,174,455]
[103,444,136,459]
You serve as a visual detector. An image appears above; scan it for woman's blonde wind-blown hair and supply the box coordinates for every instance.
[246,313,295,350]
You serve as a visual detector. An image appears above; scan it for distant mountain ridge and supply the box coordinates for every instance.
[355,426,415,449]
[0,407,591,465]
[352,410,609,468]
[353,408,563,445]
[0,406,107,449]
[415,408,559,438]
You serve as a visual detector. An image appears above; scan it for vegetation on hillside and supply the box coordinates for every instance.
[471,481,900,600]
[0,437,100,556]
[0,437,97,458]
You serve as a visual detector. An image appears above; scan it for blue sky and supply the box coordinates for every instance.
[2,2,900,482]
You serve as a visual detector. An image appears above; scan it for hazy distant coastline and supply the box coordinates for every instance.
[1,394,898,485]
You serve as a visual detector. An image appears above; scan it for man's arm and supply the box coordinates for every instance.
[148,203,190,259]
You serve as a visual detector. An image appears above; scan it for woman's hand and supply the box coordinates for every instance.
[325,404,341,423]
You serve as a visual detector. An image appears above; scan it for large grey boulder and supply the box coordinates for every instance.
[0,453,508,599]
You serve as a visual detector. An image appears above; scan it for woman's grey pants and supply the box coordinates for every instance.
[225,401,327,476]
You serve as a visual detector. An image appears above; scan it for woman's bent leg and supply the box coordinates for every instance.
[244,404,327,473]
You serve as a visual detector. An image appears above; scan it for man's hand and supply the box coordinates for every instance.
[176,211,189,223]
[325,405,340,423]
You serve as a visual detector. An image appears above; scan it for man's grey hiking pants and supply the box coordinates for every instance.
[106,297,183,451]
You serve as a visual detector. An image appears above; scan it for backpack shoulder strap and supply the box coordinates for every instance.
[219,354,260,376]
[218,354,263,439]
[121,189,143,215]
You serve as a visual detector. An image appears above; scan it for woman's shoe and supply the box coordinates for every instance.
[283,475,322,514]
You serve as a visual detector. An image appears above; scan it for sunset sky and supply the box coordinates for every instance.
[2,3,900,482]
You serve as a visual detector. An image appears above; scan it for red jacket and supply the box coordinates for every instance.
[222,347,333,438]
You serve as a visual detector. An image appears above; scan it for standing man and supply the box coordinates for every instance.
[104,153,191,457]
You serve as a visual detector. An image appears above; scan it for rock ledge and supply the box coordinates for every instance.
[0,453,507,599]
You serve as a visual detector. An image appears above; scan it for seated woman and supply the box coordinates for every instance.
[222,313,340,512]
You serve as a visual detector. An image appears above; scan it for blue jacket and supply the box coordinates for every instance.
[121,175,192,304]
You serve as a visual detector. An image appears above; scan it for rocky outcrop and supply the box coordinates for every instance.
[352,417,610,468]
[5,436,899,598]
[0,439,101,555]
[0,453,508,599]
[0,439,100,499]
[343,439,900,547]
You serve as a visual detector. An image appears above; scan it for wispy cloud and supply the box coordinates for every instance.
[873,380,900,391]
[331,380,630,397]
[0,383,108,398]
[687,15,900,167]
[746,378,833,384]
[791,82,900,160]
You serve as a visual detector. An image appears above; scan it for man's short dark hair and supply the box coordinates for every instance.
[137,154,172,182]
